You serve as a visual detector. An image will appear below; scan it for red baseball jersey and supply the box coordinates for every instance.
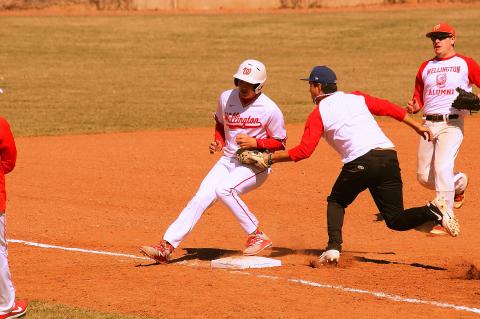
[0,117,16,212]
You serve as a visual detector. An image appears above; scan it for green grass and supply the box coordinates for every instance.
[0,8,479,136]
[23,300,152,319]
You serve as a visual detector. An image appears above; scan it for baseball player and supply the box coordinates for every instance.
[0,116,28,319]
[263,65,459,264]
[140,59,287,263]
[407,22,480,235]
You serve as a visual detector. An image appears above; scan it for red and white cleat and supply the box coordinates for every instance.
[140,240,174,264]
[454,191,466,209]
[0,299,28,319]
[243,231,272,256]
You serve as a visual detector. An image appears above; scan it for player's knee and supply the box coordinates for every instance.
[215,185,236,198]
[383,213,413,231]
[188,192,215,208]
[327,195,348,208]
[384,218,408,231]
[417,173,432,187]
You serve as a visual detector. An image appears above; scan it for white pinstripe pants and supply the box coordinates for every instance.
[164,155,269,248]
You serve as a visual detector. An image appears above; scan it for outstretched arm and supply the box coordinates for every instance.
[402,114,432,141]
[264,108,324,165]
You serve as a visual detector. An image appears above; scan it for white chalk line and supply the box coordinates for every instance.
[8,239,150,260]
[9,239,480,315]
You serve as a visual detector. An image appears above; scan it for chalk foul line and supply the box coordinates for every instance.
[8,239,480,315]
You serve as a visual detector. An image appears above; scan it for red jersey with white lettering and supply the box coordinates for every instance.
[215,89,286,157]
[0,117,16,212]
[288,91,406,163]
[412,54,480,115]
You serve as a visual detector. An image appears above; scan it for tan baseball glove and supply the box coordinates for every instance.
[236,148,269,169]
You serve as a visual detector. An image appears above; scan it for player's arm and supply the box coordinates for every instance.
[256,106,287,152]
[269,108,324,164]
[0,118,17,174]
[210,98,225,154]
[236,134,285,151]
[236,106,287,151]
[465,56,480,97]
[401,113,433,141]
[408,67,426,113]
[352,91,406,120]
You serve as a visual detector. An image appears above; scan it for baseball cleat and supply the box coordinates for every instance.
[0,299,28,319]
[318,249,340,265]
[428,196,460,237]
[454,191,466,209]
[429,224,448,235]
[454,174,468,209]
[243,231,272,256]
[140,241,174,264]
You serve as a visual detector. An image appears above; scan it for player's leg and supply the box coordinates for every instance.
[0,212,16,314]
[140,156,232,263]
[163,156,231,248]
[325,152,371,252]
[368,151,433,230]
[453,172,468,208]
[215,163,271,255]
[215,164,269,234]
[433,122,464,209]
[417,134,436,190]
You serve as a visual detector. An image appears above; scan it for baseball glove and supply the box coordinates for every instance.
[236,148,269,169]
[451,87,480,112]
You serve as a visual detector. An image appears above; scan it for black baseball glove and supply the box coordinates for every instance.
[451,87,480,112]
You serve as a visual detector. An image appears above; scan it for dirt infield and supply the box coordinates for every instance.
[6,119,480,318]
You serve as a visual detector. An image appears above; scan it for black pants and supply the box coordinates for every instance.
[326,149,433,252]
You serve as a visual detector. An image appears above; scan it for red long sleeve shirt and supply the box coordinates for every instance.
[0,117,17,212]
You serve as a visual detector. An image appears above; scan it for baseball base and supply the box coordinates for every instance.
[211,256,281,269]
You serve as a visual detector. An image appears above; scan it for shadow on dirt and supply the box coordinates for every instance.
[353,256,447,271]
[268,247,396,258]
[172,247,240,263]
[172,247,398,261]
[136,246,447,272]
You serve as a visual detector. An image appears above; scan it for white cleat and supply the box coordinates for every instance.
[318,249,340,265]
[428,196,460,237]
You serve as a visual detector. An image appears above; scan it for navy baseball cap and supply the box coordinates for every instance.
[301,65,337,84]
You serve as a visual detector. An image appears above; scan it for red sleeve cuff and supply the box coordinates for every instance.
[256,138,285,152]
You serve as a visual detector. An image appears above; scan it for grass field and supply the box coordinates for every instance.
[0,7,479,136]
[23,301,150,319]
[1,5,480,319]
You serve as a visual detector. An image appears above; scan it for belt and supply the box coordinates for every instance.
[424,114,459,122]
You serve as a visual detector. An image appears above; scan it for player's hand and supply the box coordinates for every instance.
[417,126,433,141]
[406,98,421,114]
[209,140,222,154]
[235,133,257,149]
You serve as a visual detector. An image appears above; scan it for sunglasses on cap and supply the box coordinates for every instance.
[429,34,452,41]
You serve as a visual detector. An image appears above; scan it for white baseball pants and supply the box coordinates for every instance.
[0,213,15,314]
[417,118,468,209]
[164,155,269,248]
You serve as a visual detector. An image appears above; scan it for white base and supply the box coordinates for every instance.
[211,256,281,269]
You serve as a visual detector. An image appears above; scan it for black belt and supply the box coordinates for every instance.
[424,114,459,122]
